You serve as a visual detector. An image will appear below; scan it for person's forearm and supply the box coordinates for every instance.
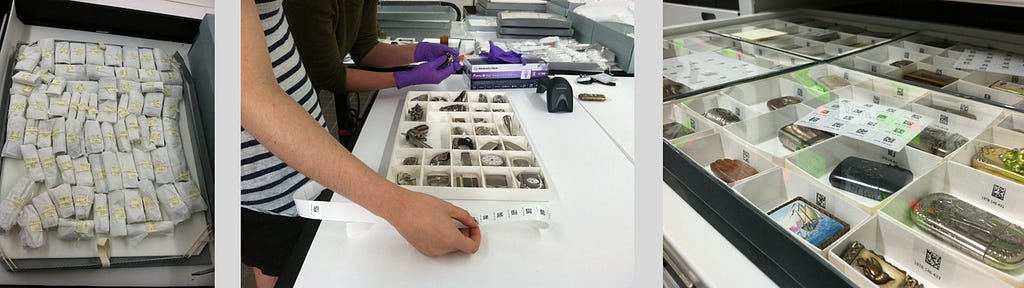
[241,0,405,218]
[344,68,397,92]
[358,43,417,68]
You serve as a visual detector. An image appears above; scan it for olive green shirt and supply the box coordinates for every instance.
[282,0,380,95]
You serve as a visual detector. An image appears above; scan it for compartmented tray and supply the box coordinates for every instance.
[707,15,913,61]
[664,63,1024,287]
[384,91,552,201]
[834,31,1024,110]
[662,31,815,97]
[0,22,210,270]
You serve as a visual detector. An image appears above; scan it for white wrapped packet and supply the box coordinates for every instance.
[154,48,173,71]
[36,119,51,148]
[31,191,59,229]
[0,179,33,231]
[74,156,93,187]
[87,65,114,80]
[138,69,160,82]
[14,46,41,71]
[117,93,130,120]
[102,151,123,190]
[118,79,140,94]
[85,43,104,65]
[128,91,144,116]
[156,183,189,224]
[120,152,139,188]
[115,119,131,152]
[23,119,38,145]
[38,147,60,188]
[148,116,164,147]
[55,65,86,81]
[101,121,117,153]
[22,144,44,182]
[3,116,26,159]
[175,181,206,212]
[55,41,71,64]
[133,149,154,181]
[57,154,76,185]
[140,81,163,93]
[163,117,181,148]
[93,193,109,234]
[139,48,156,70]
[75,93,90,122]
[26,94,49,120]
[86,93,99,120]
[66,119,84,158]
[143,92,164,117]
[72,185,94,219]
[9,94,27,118]
[49,183,74,219]
[12,71,41,86]
[123,46,140,69]
[126,221,173,246]
[138,115,156,151]
[138,180,162,221]
[19,205,44,248]
[57,219,94,241]
[126,114,141,143]
[10,83,36,96]
[52,117,67,154]
[69,43,86,64]
[35,67,55,84]
[98,100,118,123]
[104,45,122,67]
[114,67,139,80]
[98,77,118,101]
[67,81,98,94]
[161,71,182,85]
[163,85,183,99]
[48,91,71,118]
[161,96,180,120]
[39,38,55,72]
[124,189,145,224]
[84,120,103,154]
[169,145,190,182]
[152,147,174,184]
[88,154,107,193]
[108,190,127,237]
[67,91,81,118]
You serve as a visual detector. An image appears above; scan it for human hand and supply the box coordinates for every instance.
[414,42,458,63]
[382,190,482,256]
[394,55,459,88]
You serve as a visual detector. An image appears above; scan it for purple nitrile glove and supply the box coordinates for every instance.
[414,42,458,62]
[478,41,526,65]
[395,55,458,89]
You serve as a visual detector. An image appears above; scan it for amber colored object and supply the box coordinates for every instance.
[903,69,957,87]
[710,159,758,183]
[440,35,449,46]
[890,60,914,68]
[841,241,924,288]
[818,75,850,89]
[766,96,802,111]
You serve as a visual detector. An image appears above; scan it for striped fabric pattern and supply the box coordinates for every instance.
[241,0,327,216]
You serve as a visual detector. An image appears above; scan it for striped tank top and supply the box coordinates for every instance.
[241,0,327,216]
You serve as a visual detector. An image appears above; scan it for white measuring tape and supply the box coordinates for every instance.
[293,199,551,231]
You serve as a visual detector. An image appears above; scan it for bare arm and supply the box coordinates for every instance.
[343,68,396,92]
[240,0,480,256]
[357,43,417,68]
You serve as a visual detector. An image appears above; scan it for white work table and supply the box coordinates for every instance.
[574,78,635,162]
[662,184,774,287]
[292,76,636,287]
